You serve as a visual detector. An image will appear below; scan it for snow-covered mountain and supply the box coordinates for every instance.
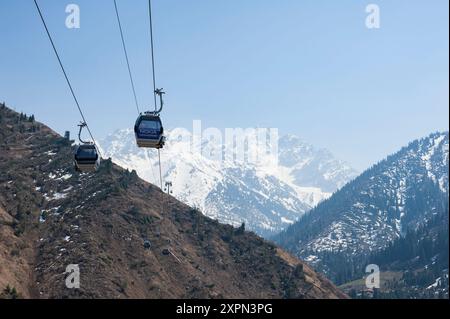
[99,128,357,237]
[275,132,449,282]
[278,135,356,193]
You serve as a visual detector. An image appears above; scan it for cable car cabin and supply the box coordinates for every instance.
[74,144,100,172]
[134,114,165,149]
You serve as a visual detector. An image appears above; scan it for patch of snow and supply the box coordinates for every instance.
[427,277,442,289]
[39,211,46,223]
[44,150,57,156]
[58,174,72,181]
[305,255,319,263]
[281,216,294,224]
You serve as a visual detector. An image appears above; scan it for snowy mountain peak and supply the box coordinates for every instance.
[100,128,357,237]
[278,135,358,193]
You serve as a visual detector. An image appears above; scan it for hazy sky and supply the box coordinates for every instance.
[0,0,448,171]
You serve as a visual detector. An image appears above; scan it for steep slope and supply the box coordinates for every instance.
[275,132,449,293]
[100,129,357,237]
[0,104,346,299]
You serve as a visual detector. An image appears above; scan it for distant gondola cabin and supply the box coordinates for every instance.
[74,144,100,172]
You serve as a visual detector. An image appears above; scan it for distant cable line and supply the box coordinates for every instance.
[148,0,158,112]
[113,0,141,115]
[33,0,101,157]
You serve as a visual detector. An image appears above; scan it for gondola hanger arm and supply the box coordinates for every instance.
[78,122,91,144]
[154,88,165,115]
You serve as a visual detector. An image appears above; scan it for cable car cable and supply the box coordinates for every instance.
[110,0,167,217]
[148,0,158,112]
[113,0,141,115]
[33,0,101,158]
[158,148,165,216]
[158,149,163,190]
[146,150,157,185]
[113,1,161,186]
[149,0,166,217]
[147,0,166,220]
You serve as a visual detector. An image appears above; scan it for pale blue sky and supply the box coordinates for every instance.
[0,0,448,170]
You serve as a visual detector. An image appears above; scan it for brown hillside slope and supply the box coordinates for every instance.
[0,104,346,299]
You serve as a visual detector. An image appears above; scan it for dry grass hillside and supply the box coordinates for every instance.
[0,103,347,299]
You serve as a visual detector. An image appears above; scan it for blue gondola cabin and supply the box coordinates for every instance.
[134,113,165,149]
[74,144,100,172]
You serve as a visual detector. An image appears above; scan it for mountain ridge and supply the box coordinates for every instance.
[274,131,449,297]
